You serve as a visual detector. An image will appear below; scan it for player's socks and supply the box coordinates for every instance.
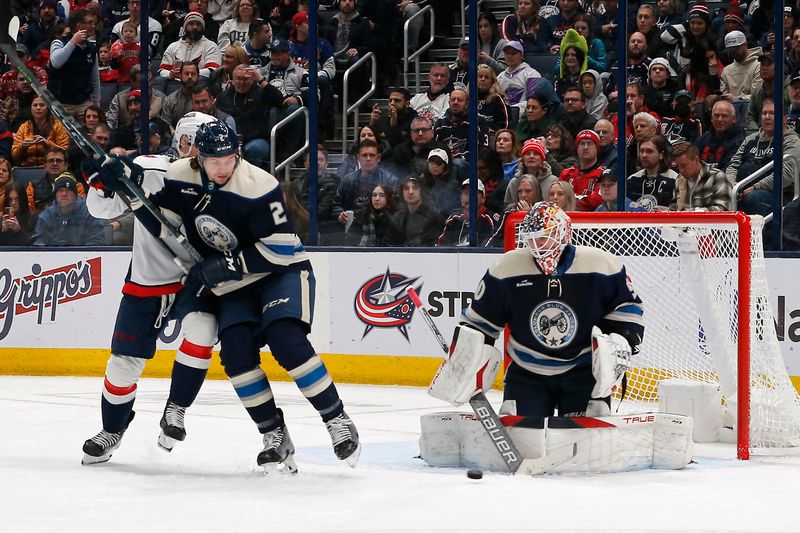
[230,367,282,433]
[286,354,344,420]
[169,338,212,406]
[100,377,137,433]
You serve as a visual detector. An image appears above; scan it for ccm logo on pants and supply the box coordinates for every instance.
[263,297,290,311]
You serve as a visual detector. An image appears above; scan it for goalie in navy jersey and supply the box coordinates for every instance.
[461,202,644,417]
[91,120,359,473]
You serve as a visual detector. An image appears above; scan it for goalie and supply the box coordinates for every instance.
[452,201,644,418]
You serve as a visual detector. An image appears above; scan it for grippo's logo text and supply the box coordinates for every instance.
[0,258,102,340]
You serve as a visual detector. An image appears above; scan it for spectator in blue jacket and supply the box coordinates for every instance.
[32,172,105,246]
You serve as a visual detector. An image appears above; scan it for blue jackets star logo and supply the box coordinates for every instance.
[354,267,422,340]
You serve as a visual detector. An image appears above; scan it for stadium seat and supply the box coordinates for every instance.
[508,105,520,129]
[12,167,46,190]
[527,54,559,80]
[100,83,118,112]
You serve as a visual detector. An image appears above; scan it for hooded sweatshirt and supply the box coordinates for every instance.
[726,129,800,192]
[582,69,608,120]
[720,46,763,100]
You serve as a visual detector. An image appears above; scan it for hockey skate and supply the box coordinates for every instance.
[257,423,298,474]
[158,401,187,452]
[82,412,135,465]
[325,411,360,467]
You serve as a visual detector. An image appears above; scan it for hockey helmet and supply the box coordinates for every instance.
[171,112,218,158]
[194,119,239,158]
[519,201,572,275]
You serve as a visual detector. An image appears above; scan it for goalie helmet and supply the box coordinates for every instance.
[519,201,572,275]
[194,119,238,158]
[171,112,217,158]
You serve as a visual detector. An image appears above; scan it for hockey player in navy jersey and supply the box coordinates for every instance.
[82,112,221,465]
[92,120,359,473]
[460,202,644,417]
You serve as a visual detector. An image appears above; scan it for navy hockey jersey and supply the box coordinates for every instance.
[462,246,644,376]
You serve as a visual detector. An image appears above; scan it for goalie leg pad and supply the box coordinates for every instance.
[652,413,693,469]
[590,326,631,399]
[658,379,721,443]
[428,326,501,406]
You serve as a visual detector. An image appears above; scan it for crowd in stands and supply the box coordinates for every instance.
[2,0,799,249]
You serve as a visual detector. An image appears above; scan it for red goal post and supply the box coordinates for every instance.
[503,211,800,460]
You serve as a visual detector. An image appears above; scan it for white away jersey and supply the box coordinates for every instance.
[462,245,644,376]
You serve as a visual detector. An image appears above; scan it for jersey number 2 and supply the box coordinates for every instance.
[270,202,288,225]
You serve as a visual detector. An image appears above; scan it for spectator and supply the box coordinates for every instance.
[655,0,683,30]
[788,73,800,134]
[642,57,680,119]
[727,99,800,217]
[111,90,148,150]
[660,3,712,69]
[436,179,499,247]
[396,1,426,57]
[746,51,789,131]
[162,0,220,44]
[131,120,175,158]
[389,175,444,247]
[593,0,620,63]
[0,182,37,246]
[720,30,762,100]
[788,28,800,75]
[207,43,249,96]
[548,179,577,210]
[497,40,543,117]
[161,62,200,129]
[217,0,258,52]
[477,147,510,214]
[12,96,70,167]
[0,119,11,160]
[106,65,165,130]
[190,84,237,132]
[627,134,678,211]
[636,4,664,59]
[494,129,520,180]
[32,172,105,246]
[506,138,557,207]
[758,5,794,54]
[20,0,60,56]
[410,63,451,124]
[47,9,100,118]
[332,140,398,225]
[243,17,272,68]
[658,90,704,146]
[545,123,577,175]
[670,141,732,211]
[347,184,398,246]
[216,64,284,167]
[449,38,470,89]
[683,42,723,102]
[515,94,554,142]
[595,118,617,168]
[109,21,141,84]
[554,29,589,98]
[0,45,48,101]
[433,85,490,163]
[0,157,10,204]
[540,0,584,54]
[500,0,544,57]
[369,88,418,150]
[606,32,651,96]
[323,0,373,99]
[561,87,595,139]
[609,81,657,142]
[160,11,222,81]
[475,66,509,133]
[486,173,542,247]
[69,123,112,174]
[419,148,461,217]
[27,146,84,214]
[695,99,745,171]
[82,104,106,131]
[572,14,607,72]
[627,111,659,173]
[478,11,509,74]
[595,166,645,212]
[386,116,449,177]
[559,129,604,210]
[581,70,607,120]
[110,0,162,56]
[336,125,390,180]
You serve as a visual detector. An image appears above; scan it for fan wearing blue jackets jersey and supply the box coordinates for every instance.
[92,120,359,474]
[460,202,644,417]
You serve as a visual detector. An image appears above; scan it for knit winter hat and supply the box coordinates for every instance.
[520,138,546,160]
[724,0,745,26]
[575,129,600,149]
[688,4,712,24]
[183,11,205,30]
[53,172,79,193]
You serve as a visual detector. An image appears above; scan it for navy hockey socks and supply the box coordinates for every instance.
[168,339,212,407]
[101,377,136,433]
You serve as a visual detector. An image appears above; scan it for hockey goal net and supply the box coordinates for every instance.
[504,211,800,459]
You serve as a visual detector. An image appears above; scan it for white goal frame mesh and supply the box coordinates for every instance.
[504,211,800,459]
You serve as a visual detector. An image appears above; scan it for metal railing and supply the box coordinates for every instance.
[403,5,435,93]
[731,154,799,223]
[461,0,485,39]
[270,105,309,178]
[341,52,377,154]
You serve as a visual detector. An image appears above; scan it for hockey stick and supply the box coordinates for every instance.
[0,18,202,270]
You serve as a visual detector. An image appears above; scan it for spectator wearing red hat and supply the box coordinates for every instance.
[558,129,604,211]
[506,138,557,206]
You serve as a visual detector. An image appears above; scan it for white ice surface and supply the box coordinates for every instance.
[2,376,800,532]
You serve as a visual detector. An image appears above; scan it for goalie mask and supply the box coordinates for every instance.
[520,201,572,275]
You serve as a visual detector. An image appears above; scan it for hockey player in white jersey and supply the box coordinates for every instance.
[82,112,220,465]
[460,201,645,417]
[91,120,360,473]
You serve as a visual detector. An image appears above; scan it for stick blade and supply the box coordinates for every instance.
[8,17,19,43]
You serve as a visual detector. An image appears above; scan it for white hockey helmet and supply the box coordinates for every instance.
[171,111,218,158]
[519,201,572,274]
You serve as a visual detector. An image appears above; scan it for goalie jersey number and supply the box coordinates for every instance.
[530,301,578,348]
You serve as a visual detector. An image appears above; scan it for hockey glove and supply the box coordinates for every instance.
[188,251,244,291]
[83,155,144,198]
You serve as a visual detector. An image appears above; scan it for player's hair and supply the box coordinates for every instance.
[671,142,699,160]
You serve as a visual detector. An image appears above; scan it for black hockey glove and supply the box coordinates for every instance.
[189,251,244,291]
[83,155,144,198]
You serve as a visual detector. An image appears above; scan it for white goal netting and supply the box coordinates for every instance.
[508,213,800,450]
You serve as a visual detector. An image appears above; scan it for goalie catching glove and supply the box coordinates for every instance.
[590,326,632,402]
[428,325,502,406]
[82,154,144,198]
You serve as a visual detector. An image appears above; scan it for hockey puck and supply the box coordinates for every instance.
[466,469,483,480]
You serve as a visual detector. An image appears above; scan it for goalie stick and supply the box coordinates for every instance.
[0,12,201,271]
[405,287,576,475]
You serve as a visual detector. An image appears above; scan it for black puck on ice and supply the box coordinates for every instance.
[467,469,483,479]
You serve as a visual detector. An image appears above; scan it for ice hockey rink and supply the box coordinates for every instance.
[2,376,800,532]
